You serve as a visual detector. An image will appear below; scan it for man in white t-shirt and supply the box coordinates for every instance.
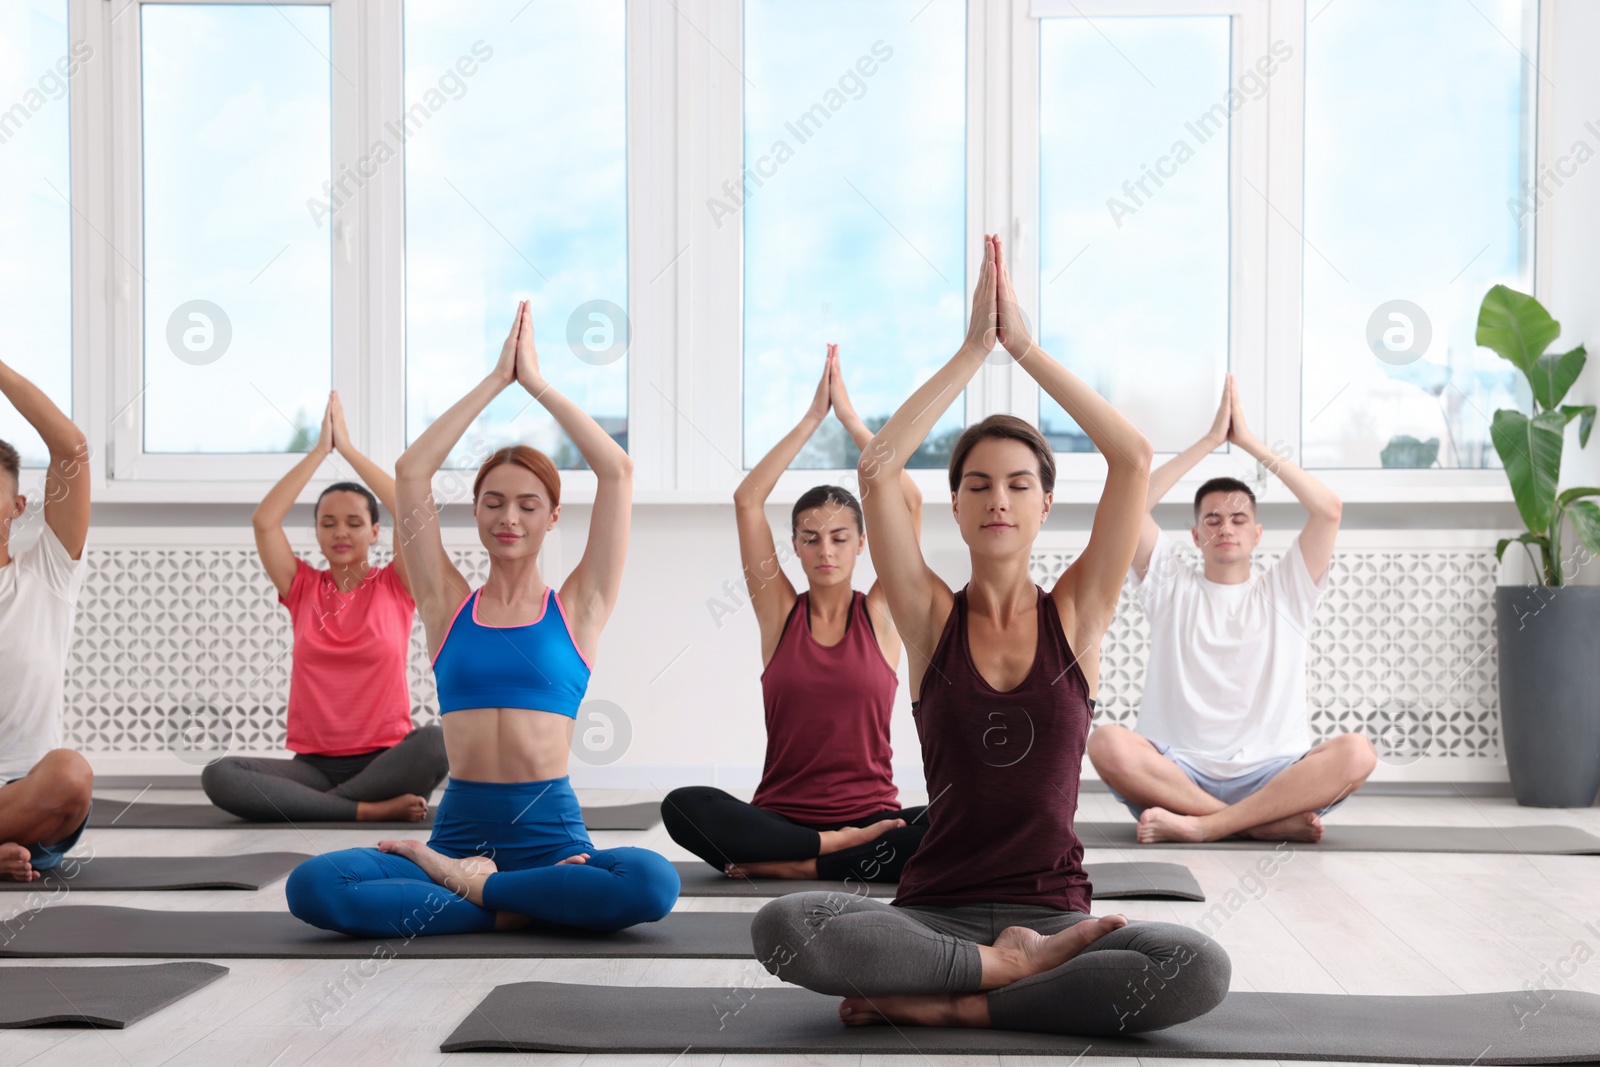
[1087,375,1375,843]
[0,358,93,881]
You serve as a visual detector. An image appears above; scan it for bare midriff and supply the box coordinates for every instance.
[442,706,575,782]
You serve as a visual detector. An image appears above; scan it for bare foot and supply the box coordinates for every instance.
[724,858,818,880]
[1243,811,1324,843]
[0,843,38,882]
[378,839,499,904]
[817,818,905,856]
[983,914,1129,988]
[358,794,428,822]
[839,991,988,1028]
[1136,807,1208,843]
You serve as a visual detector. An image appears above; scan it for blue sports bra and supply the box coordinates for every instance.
[431,587,592,718]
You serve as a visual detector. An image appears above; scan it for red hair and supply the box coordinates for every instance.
[473,445,560,509]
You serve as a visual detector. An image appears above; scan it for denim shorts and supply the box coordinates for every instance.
[1106,741,1349,820]
[6,777,91,872]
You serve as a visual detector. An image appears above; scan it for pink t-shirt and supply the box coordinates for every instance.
[280,558,416,756]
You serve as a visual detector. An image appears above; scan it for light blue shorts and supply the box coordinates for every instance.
[1106,740,1349,820]
[5,777,91,872]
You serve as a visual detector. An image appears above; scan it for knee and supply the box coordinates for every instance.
[750,894,818,981]
[35,750,93,816]
[285,854,351,932]
[199,757,242,799]
[1333,733,1378,782]
[412,724,450,779]
[659,787,708,843]
[1086,725,1134,775]
[595,848,679,927]
[1116,923,1232,1033]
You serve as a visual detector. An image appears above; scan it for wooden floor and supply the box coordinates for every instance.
[3,787,1598,1066]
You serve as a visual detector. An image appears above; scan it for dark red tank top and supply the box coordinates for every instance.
[751,590,901,823]
[893,584,1094,912]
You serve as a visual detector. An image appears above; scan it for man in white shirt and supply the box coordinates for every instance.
[0,358,93,881]
[1087,376,1375,843]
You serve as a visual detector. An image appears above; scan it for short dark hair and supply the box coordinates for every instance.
[0,439,18,494]
[316,481,380,524]
[791,485,863,536]
[948,415,1056,494]
[1193,477,1256,521]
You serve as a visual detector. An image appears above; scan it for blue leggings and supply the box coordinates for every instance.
[285,776,680,938]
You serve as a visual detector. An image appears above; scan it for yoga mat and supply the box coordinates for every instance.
[1074,821,1600,854]
[0,905,753,960]
[671,860,1204,901]
[440,981,1600,1063]
[89,797,662,831]
[0,962,228,1028]
[0,853,309,892]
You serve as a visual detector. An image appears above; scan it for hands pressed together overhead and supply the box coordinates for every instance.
[964,234,1035,361]
[1206,373,1262,453]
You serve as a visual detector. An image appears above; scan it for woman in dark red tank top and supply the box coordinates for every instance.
[663,347,928,884]
[750,237,1230,1036]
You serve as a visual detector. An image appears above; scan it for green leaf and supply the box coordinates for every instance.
[1495,531,1546,562]
[1556,486,1600,507]
[1529,345,1587,409]
[1477,285,1561,381]
[1559,404,1596,448]
[1491,408,1567,534]
[1567,500,1600,556]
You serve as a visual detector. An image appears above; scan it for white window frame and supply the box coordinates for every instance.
[51,0,1547,507]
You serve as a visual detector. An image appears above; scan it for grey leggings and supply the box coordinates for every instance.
[751,892,1230,1035]
[200,725,449,822]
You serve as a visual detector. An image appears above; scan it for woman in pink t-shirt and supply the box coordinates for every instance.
[662,347,926,884]
[201,393,448,822]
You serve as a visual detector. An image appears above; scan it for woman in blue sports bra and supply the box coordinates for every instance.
[285,300,679,937]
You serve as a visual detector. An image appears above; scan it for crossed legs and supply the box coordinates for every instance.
[0,749,93,881]
[1088,725,1376,843]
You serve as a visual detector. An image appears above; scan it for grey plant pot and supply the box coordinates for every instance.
[1494,585,1600,807]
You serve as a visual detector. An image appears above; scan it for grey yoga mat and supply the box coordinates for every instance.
[439,981,1600,1063]
[671,860,1204,901]
[0,905,753,960]
[89,797,662,831]
[0,962,228,1028]
[0,853,309,892]
[1074,821,1600,854]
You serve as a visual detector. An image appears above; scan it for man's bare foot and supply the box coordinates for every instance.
[358,794,428,822]
[724,857,819,879]
[1136,807,1209,843]
[817,818,905,856]
[378,839,499,904]
[839,991,988,1028]
[0,843,38,882]
[981,914,1129,988]
[1242,811,1323,843]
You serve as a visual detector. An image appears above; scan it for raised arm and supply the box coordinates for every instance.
[511,301,633,651]
[732,354,830,652]
[395,304,521,625]
[829,344,923,545]
[252,398,334,599]
[1131,376,1232,580]
[993,237,1153,646]
[858,236,1001,683]
[0,358,90,559]
[1227,381,1341,583]
[327,390,409,594]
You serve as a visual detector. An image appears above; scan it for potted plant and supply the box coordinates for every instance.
[1479,284,1600,806]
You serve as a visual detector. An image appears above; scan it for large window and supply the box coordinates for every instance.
[0,0,73,468]
[1037,16,1231,455]
[404,0,628,470]
[140,4,333,454]
[741,0,967,470]
[1300,0,1535,470]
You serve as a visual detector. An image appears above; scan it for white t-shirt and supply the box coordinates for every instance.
[1131,532,1327,779]
[0,524,87,781]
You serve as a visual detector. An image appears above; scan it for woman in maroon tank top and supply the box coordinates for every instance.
[663,347,928,884]
[749,237,1231,1036]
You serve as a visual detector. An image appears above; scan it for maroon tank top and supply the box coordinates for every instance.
[750,590,901,823]
[893,584,1094,912]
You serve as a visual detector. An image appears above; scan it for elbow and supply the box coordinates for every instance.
[250,506,275,533]
[1118,433,1155,474]
[1318,494,1343,524]
[393,450,423,483]
[857,441,899,484]
[52,429,89,466]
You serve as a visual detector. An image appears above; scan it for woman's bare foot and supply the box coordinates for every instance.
[839,991,988,1028]
[817,818,905,856]
[378,839,498,904]
[358,794,428,822]
[1136,807,1208,843]
[1243,811,1323,842]
[0,842,38,882]
[724,858,818,880]
[981,914,1129,988]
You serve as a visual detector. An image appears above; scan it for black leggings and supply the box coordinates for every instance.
[200,725,449,822]
[661,785,927,882]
